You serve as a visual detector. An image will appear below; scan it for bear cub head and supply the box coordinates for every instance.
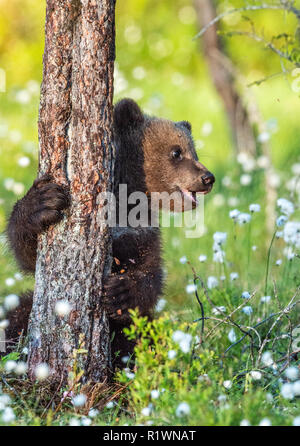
[114,98,215,211]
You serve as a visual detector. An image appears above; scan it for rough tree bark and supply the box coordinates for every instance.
[28,0,116,384]
[194,0,256,155]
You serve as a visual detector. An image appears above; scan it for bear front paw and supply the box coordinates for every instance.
[26,174,70,234]
[102,273,134,321]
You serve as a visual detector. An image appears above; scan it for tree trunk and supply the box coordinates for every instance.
[28,0,116,384]
[194,0,276,230]
[194,0,256,155]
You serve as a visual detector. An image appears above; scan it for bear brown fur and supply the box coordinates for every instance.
[5,98,214,369]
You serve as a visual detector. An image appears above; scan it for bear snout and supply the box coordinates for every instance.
[201,171,215,186]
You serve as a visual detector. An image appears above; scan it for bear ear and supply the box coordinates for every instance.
[177,120,192,133]
[114,98,144,131]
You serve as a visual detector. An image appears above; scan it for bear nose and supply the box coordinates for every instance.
[201,172,215,186]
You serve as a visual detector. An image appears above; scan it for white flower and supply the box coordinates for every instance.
[281,383,294,400]
[212,306,226,315]
[293,381,300,396]
[151,390,160,399]
[242,306,253,316]
[155,298,166,312]
[228,328,237,343]
[141,407,151,417]
[261,351,274,367]
[240,419,251,426]
[266,393,273,402]
[222,176,231,187]
[292,163,300,175]
[1,407,15,423]
[198,255,207,262]
[172,330,186,343]
[0,320,9,330]
[88,408,99,418]
[230,272,239,281]
[179,334,192,353]
[5,278,15,287]
[55,300,71,317]
[241,291,251,299]
[277,198,294,216]
[132,66,146,80]
[125,371,135,380]
[0,394,11,408]
[260,295,271,304]
[121,355,130,364]
[179,256,187,264]
[213,232,227,245]
[293,416,300,426]
[229,209,240,219]
[283,221,300,248]
[220,275,226,281]
[35,363,50,381]
[201,121,213,136]
[4,294,20,311]
[14,361,28,375]
[250,371,262,380]
[257,132,270,143]
[207,276,218,289]
[237,213,251,225]
[186,284,197,294]
[252,245,257,251]
[14,272,23,281]
[212,194,225,207]
[237,152,256,171]
[69,417,81,426]
[106,401,115,409]
[228,197,239,207]
[12,182,25,195]
[276,215,288,227]
[168,350,177,359]
[223,380,232,389]
[4,360,17,373]
[249,203,260,213]
[72,394,87,407]
[18,156,30,167]
[269,172,281,188]
[275,259,282,266]
[259,418,272,426]
[284,246,295,260]
[257,155,270,169]
[15,89,31,104]
[81,417,92,426]
[213,250,225,263]
[285,366,299,381]
[240,174,252,186]
[176,402,190,417]
[217,394,226,403]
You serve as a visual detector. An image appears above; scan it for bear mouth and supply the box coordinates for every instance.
[179,188,211,206]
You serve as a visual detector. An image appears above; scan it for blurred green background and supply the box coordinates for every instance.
[0,0,299,314]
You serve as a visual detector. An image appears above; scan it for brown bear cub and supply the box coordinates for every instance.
[6,98,214,369]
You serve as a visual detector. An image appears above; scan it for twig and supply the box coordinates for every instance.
[193,3,300,40]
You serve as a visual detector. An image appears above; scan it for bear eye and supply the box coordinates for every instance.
[171,146,182,160]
